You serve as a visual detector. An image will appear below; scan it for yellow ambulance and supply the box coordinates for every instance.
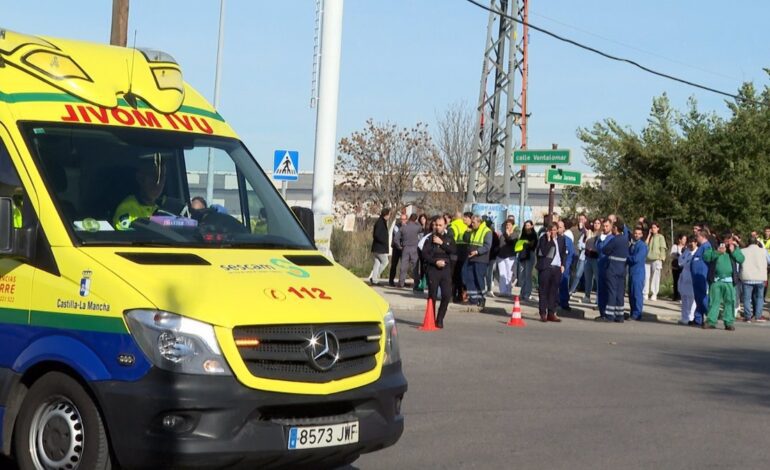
[0,28,405,469]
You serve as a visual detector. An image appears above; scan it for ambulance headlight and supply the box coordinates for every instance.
[125,309,231,375]
[383,309,401,365]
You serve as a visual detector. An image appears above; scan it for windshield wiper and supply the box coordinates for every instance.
[219,241,310,250]
[80,240,184,247]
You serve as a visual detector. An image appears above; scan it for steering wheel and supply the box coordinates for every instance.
[193,208,250,236]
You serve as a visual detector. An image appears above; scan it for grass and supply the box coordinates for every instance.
[330,228,373,277]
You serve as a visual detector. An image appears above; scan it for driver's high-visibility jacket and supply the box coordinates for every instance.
[113,194,158,230]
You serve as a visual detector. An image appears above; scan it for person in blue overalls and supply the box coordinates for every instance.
[627,226,648,321]
[558,220,575,311]
[691,229,712,326]
[595,218,613,319]
[602,220,630,322]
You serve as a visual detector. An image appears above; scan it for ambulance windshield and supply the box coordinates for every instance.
[22,124,314,249]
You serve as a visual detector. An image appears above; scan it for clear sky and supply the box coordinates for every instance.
[3,1,770,173]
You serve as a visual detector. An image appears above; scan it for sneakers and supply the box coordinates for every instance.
[650,296,658,302]
[701,323,716,330]
[755,317,767,323]
[725,325,735,331]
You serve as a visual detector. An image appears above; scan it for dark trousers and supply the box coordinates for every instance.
[388,247,402,285]
[452,257,466,300]
[672,268,682,300]
[559,263,572,308]
[629,269,645,319]
[538,266,561,315]
[428,265,452,325]
[606,273,626,320]
[462,261,487,304]
[693,272,709,325]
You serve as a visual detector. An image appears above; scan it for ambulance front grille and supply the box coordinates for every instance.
[232,323,381,383]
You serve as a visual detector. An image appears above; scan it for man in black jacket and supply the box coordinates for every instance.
[422,215,457,328]
[388,212,407,286]
[368,208,391,286]
[536,222,567,322]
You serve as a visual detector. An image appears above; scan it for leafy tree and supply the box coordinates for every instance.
[574,78,770,235]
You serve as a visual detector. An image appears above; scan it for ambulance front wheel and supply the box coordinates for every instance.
[14,372,112,470]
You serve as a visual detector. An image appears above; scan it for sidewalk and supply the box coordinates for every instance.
[366,279,689,324]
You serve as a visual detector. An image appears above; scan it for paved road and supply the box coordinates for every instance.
[355,308,770,469]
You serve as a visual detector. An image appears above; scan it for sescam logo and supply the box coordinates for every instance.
[219,258,309,278]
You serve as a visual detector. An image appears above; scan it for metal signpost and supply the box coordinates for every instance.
[512,147,575,223]
[273,150,299,199]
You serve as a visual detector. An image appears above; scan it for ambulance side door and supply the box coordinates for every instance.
[0,127,36,371]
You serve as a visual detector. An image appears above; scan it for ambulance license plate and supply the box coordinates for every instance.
[288,421,359,450]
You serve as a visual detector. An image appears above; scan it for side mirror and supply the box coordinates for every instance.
[0,196,35,259]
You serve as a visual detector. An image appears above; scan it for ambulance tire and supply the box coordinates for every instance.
[14,372,111,470]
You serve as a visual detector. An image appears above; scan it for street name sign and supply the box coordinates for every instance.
[513,149,570,165]
[545,168,582,186]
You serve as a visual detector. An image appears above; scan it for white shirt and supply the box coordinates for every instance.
[417,233,431,250]
[550,238,562,267]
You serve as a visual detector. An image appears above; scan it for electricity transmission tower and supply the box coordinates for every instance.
[466,0,529,221]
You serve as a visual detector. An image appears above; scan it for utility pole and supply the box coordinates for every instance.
[547,143,557,223]
[206,0,226,206]
[311,0,344,259]
[517,0,529,226]
[311,0,343,217]
[467,0,529,217]
[110,0,129,47]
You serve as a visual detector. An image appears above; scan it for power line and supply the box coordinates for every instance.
[528,10,740,82]
[464,0,749,103]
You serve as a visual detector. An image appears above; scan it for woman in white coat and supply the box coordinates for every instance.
[677,235,698,325]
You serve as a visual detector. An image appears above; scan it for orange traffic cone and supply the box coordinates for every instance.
[507,295,526,327]
[418,298,439,331]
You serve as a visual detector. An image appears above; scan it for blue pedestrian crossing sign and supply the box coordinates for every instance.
[273,150,299,181]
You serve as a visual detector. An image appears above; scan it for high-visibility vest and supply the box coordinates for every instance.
[12,203,22,229]
[469,225,491,247]
[449,219,468,245]
[764,239,770,254]
[514,239,528,253]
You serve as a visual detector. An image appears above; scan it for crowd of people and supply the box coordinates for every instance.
[368,208,770,330]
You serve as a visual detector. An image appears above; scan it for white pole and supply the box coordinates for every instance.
[206,0,226,205]
[311,0,343,216]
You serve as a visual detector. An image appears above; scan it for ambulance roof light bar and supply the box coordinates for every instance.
[138,48,177,65]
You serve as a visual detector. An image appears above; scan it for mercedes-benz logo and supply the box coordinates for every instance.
[306,330,340,371]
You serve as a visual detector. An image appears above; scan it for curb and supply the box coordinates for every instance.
[380,292,679,324]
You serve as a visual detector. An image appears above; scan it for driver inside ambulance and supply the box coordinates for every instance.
[112,154,166,230]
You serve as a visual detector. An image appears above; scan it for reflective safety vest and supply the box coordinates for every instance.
[12,197,22,229]
[468,224,491,247]
[449,219,468,245]
[764,238,770,254]
[113,194,158,231]
[514,239,528,253]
